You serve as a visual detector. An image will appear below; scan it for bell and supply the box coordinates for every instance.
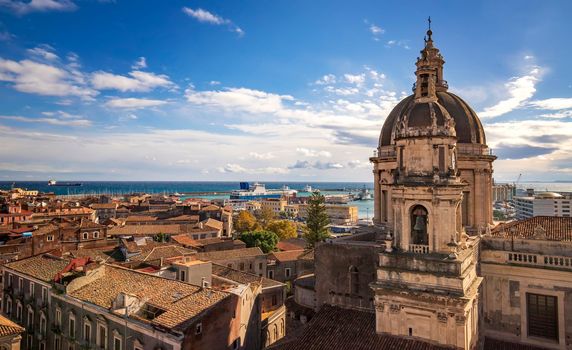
[413,216,425,231]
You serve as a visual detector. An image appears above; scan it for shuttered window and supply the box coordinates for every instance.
[527,293,558,341]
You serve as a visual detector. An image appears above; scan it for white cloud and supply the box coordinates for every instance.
[289,160,343,170]
[344,73,366,85]
[385,40,410,49]
[27,45,58,61]
[0,115,91,127]
[185,86,293,114]
[182,7,244,36]
[249,152,275,160]
[209,80,221,86]
[479,67,541,118]
[369,24,384,35]
[0,31,13,41]
[314,74,336,85]
[0,0,77,14]
[91,70,175,92]
[0,58,97,99]
[132,57,147,70]
[104,98,167,109]
[529,98,572,110]
[296,147,332,158]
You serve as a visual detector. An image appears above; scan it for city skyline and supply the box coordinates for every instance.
[0,0,571,181]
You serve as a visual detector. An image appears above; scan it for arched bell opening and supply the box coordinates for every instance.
[411,205,429,245]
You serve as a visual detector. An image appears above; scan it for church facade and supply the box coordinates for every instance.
[303,24,572,350]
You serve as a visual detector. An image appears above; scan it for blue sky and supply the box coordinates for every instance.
[0,0,571,181]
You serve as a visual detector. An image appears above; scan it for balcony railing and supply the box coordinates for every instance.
[507,252,572,269]
[409,244,430,254]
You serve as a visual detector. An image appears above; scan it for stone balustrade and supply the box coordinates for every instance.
[486,250,572,270]
[408,244,430,254]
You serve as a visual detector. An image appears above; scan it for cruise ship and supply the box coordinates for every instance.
[230,182,297,200]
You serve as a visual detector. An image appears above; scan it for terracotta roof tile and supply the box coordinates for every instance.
[108,224,183,236]
[276,238,306,251]
[5,254,70,282]
[269,304,451,350]
[69,264,229,330]
[490,217,572,241]
[483,337,551,350]
[0,314,24,337]
[197,247,265,261]
[269,250,305,263]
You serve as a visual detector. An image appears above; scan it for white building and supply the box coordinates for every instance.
[514,192,572,220]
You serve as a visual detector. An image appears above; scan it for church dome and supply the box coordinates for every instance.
[378,27,486,147]
[379,91,486,146]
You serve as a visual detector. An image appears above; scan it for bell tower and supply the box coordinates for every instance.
[371,20,483,350]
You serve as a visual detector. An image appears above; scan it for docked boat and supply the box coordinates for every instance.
[302,184,313,192]
[355,186,373,200]
[48,179,82,187]
[230,182,297,200]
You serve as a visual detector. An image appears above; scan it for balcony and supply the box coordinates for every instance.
[482,250,572,271]
[408,244,430,254]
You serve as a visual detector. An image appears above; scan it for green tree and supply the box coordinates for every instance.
[266,220,297,240]
[235,210,260,233]
[303,191,330,248]
[239,230,279,253]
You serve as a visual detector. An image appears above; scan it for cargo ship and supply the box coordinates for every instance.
[48,179,82,187]
[230,182,297,200]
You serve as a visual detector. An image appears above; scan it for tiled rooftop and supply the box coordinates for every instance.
[483,337,551,350]
[276,238,306,251]
[269,304,452,350]
[197,247,265,261]
[69,264,229,330]
[269,250,305,263]
[0,314,24,337]
[108,224,183,236]
[490,216,572,241]
[5,254,70,282]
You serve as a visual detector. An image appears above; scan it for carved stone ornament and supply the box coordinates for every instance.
[390,304,401,314]
[375,303,385,312]
[437,312,448,323]
[533,225,548,240]
[455,315,466,325]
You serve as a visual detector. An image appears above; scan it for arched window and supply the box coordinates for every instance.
[349,266,359,294]
[411,205,428,245]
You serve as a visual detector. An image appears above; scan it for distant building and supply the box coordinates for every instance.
[492,182,515,202]
[298,204,359,225]
[260,198,287,216]
[514,191,571,220]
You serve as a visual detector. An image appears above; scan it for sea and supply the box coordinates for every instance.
[2,181,571,219]
[0,181,376,219]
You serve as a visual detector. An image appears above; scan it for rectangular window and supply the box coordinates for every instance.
[272,294,277,306]
[179,270,186,281]
[195,322,202,335]
[18,278,22,291]
[239,263,245,271]
[258,262,262,270]
[40,314,46,334]
[82,232,89,240]
[527,293,558,341]
[268,270,274,279]
[285,268,291,278]
[462,191,470,226]
[47,235,54,242]
[93,231,99,239]
[27,309,33,328]
[41,287,48,303]
[16,303,22,321]
[29,282,34,296]
[113,337,121,350]
[69,317,76,337]
[26,335,32,349]
[55,309,61,327]
[7,274,12,287]
[98,324,107,348]
[84,323,91,342]
[54,336,61,350]
[381,190,388,222]
[438,147,446,173]
[40,342,46,350]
